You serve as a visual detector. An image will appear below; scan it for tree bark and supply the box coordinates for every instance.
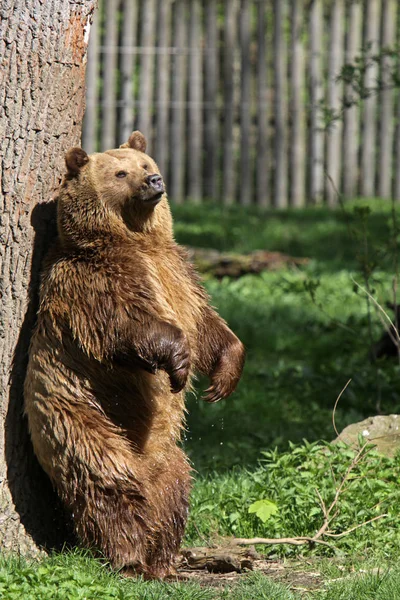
[0,0,97,556]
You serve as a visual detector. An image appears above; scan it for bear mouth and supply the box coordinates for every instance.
[131,189,164,207]
[144,191,163,205]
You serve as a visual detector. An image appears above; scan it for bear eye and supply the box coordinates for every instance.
[116,170,127,178]
[142,164,149,171]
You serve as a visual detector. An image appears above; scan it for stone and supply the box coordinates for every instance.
[334,415,400,458]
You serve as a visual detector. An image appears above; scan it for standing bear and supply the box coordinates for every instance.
[24,131,245,579]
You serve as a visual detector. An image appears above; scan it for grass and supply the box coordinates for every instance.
[6,198,400,597]
[2,554,400,599]
[176,200,400,471]
[0,552,216,599]
[186,442,400,558]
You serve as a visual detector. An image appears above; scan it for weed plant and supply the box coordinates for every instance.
[187,442,400,558]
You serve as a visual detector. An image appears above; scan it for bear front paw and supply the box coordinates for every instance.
[203,338,245,403]
[168,342,190,393]
[203,379,229,403]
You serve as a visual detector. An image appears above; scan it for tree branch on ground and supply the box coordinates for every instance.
[231,443,388,552]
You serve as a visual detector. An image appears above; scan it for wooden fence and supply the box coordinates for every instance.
[82,0,400,207]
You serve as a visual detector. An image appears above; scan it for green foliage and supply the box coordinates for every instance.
[172,200,396,272]
[183,266,400,470]
[186,442,400,559]
[5,200,400,597]
[220,573,297,600]
[248,499,278,524]
[320,568,400,600]
[0,552,215,600]
[174,200,400,471]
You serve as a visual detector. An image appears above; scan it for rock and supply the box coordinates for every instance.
[334,415,400,457]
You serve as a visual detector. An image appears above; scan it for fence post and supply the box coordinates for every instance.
[137,0,156,150]
[154,0,172,176]
[274,0,288,208]
[120,0,139,145]
[169,0,187,204]
[395,8,400,202]
[256,0,270,208]
[309,0,324,205]
[187,0,203,203]
[343,0,362,200]
[378,0,397,199]
[360,0,381,197]
[289,0,305,208]
[204,0,219,200]
[222,0,238,205]
[101,0,118,150]
[326,0,344,207]
[239,0,252,206]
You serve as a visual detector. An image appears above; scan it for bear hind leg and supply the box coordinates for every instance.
[71,485,153,575]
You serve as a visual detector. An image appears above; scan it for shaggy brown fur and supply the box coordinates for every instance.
[24,131,245,578]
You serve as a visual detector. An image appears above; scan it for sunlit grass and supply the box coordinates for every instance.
[5,200,400,598]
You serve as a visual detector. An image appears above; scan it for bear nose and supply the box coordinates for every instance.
[146,174,164,192]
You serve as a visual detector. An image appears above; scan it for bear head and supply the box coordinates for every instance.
[58,131,172,249]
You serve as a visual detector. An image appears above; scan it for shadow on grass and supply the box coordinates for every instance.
[174,201,400,472]
[184,294,387,473]
[172,200,394,272]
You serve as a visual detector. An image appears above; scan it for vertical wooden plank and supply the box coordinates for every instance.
[395,8,400,202]
[222,0,237,205]
[169,0,186,204]
[274,0,288,208]
[256,0,269,207]
[239,0,252,206]
[204,0,219,200]
[360,0,381,197]
[326,0,344,207]
[309,0,324,205]
[378,0,396,198]
[119,0,139,145]
[82,6,100,153]
[154,0,172,176]
[101,0,119,150]
[137,0,156,147]
[289,0,305,208]
[343,0,362,199]
[187,0,202,202]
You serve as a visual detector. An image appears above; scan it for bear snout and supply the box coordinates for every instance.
[146,174,164,194]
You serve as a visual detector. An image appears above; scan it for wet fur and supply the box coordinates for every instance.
[24,132,245,578]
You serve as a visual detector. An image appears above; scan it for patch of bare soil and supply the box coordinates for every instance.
[175,546,324,593]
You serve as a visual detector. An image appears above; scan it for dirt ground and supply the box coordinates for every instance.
[175,545,325,594]
[178,557,324,593]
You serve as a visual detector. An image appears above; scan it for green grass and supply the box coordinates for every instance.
[0,552,216,599]
[172,199,396,271]
[320,569,400,600]
[3,554,400,599]
[175,200,400,471]
[6,199,400,597]
[186,442,400,558]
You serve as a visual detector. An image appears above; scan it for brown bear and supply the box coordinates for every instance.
[24,131,245,579]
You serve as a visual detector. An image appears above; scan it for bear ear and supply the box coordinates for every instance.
[65,148,89,176]
[120,131,147,153]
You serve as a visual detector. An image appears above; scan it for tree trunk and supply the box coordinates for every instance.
[0,0,97,556]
